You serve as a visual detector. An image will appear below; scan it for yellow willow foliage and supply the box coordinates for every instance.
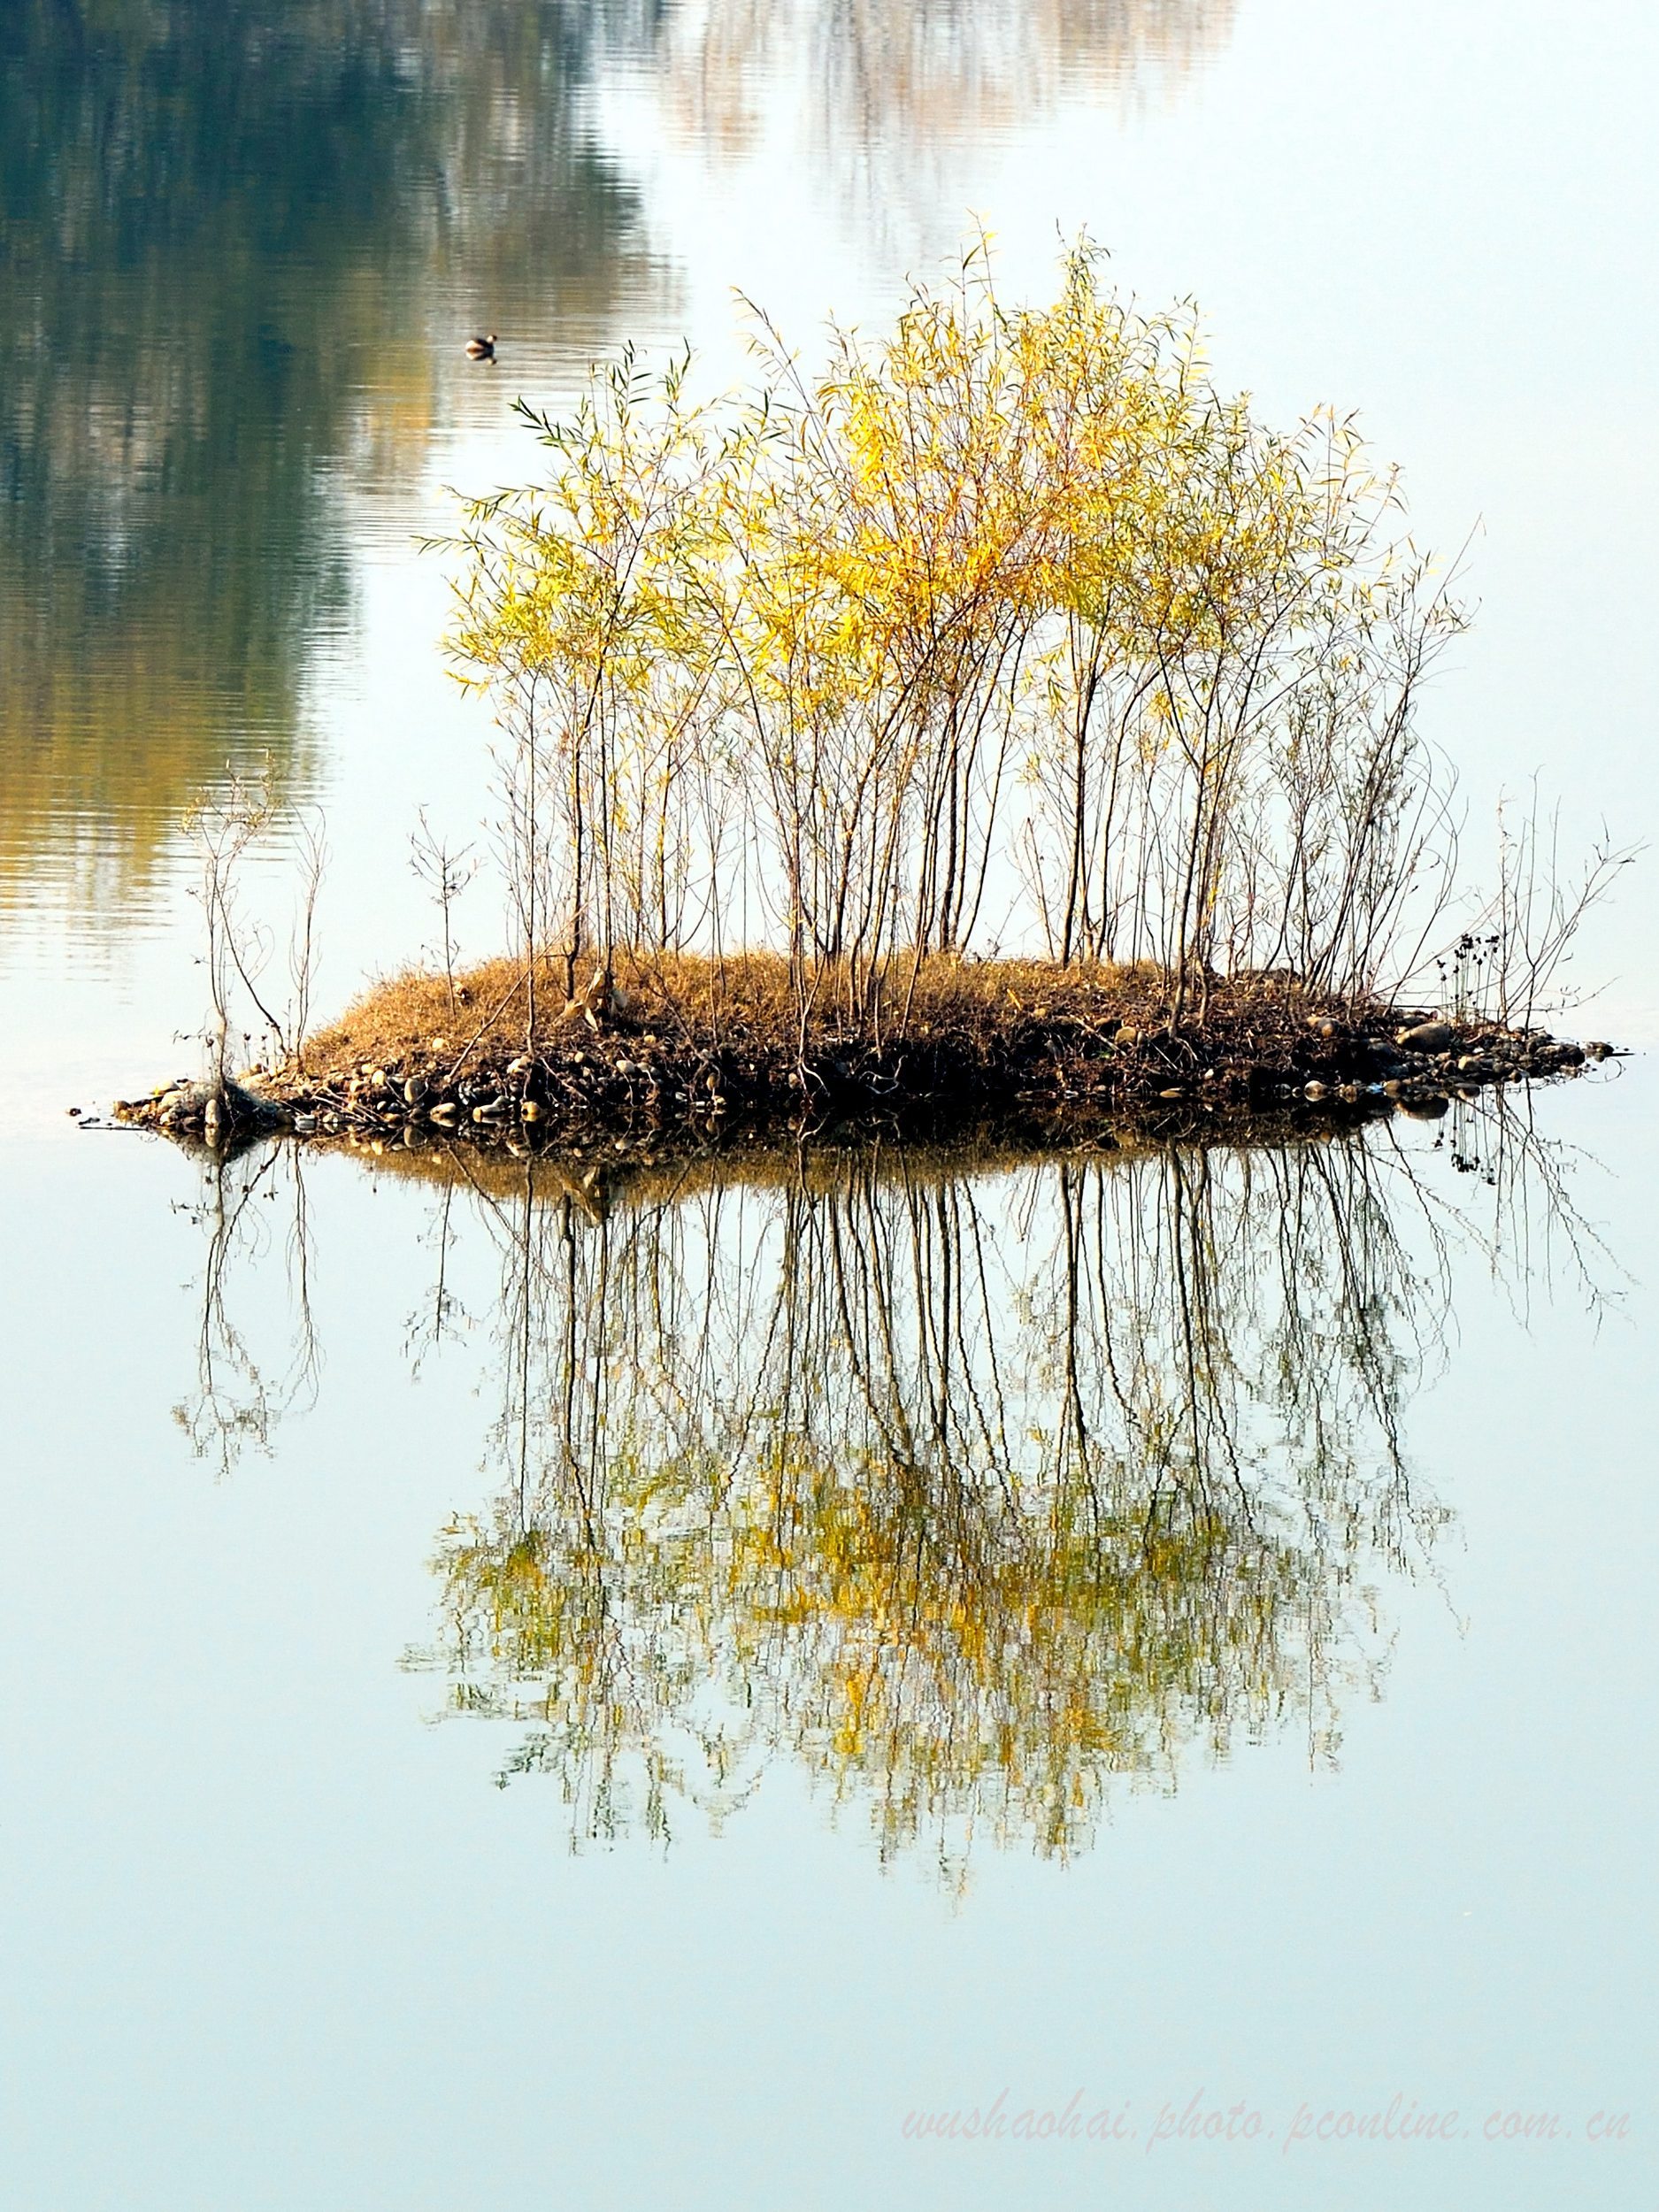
[448,240,1466,1023]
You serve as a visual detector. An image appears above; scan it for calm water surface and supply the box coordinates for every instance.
[1,2,1655,2206]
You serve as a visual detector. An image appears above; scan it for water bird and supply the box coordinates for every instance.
[464,333,498,362]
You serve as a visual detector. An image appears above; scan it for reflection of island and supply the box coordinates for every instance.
[401,1133,1445,1869]
[0,1,654,920]
[166,1094,1611,1870]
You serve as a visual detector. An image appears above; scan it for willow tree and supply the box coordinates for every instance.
[449,240,1463,1036]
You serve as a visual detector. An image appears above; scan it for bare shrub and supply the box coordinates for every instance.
[185,773,326,1092]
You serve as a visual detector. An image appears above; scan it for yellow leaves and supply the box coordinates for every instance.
[449,240,1238,738]
[436,233,1447,992]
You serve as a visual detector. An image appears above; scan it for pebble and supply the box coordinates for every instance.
[1397,1020,1455,1052]
[1303,1080,1329,1102]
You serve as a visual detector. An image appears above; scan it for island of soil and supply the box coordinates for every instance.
[111,954,1610,1158]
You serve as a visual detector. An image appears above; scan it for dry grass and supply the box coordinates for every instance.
[234,944,1568,1165]
[297,950,1190,1079]
[121,943,1580,1157]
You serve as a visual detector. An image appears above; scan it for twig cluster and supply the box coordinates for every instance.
[446,240,1473,1040]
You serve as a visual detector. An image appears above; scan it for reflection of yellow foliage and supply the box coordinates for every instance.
[409,1141,1444,1870]
[0,600,316,925]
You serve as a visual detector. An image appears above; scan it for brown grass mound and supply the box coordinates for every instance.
[114,951,1594,1155]
[300,950,1176,1075]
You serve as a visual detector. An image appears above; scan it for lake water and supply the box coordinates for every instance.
[1,3,1655,2205]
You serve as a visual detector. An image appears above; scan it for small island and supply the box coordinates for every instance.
[113,246,1626,1155]
[113,952,1604,1156]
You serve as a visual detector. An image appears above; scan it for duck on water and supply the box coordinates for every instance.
[465,333,497,361]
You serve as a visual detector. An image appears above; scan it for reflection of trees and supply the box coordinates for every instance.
[1436,1086,1624,1323]
[0,0,651,918]
[406,1134,1448,1868]
[172,1141,320,1479]
[628,0,1236,236]
[157,1093,1614,1864]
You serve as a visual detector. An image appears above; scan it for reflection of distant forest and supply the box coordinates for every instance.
[636,0,1236,227]
[0,0,1237,921]
[0,0,651,910]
